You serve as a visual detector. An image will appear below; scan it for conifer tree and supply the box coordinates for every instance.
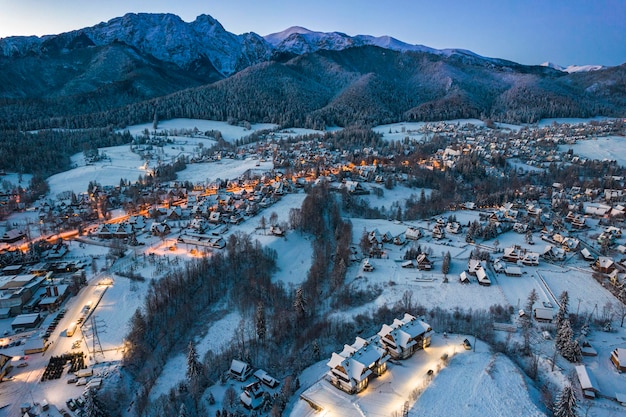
[554,385,578,417]
[255,301,266,342]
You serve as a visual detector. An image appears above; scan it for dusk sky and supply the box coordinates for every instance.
[1,0,624,67]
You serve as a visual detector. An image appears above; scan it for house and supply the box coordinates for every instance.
[580,247,595,261]
[326,352,372,394]
[513,222,528,234]
[533,308,554,323]
[445,222,461,234]
[377,313,433,360]
[467,259,483,276]
[432,225,445,240]
[476,267,491,286]
[416,254,433,270]
[575,365,600,399]
[595,257,616,274]
[520,252,540,266]
[542,245,565,261]
[11,313,42,330]
[505,266,523,277]
[502,246,520,263]
[393,234,406,246]
[229,359,252,382]
[240,380,265,409]
[459,271,470,284]
[405,227,422,240]
[326,336,390,394]
[611,348,626,372]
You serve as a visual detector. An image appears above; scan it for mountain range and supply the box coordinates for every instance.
[0,13,624,130]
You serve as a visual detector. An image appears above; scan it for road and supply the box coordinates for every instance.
[0,278,111,417]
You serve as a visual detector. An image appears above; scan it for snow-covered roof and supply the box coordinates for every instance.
[575,365,599,391]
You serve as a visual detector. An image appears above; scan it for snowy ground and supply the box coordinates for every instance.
[559,136,626,167]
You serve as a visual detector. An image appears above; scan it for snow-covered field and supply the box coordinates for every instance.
[559,136,626,166]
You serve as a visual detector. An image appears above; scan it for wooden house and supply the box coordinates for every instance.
[611,348,626,372]
[405,227,422,240]
[595,257,616,274]
[229,359,252,382]
[476,267,491,286]
[502,246,520,263]
[416,254,433,270]
[377,313,433,360]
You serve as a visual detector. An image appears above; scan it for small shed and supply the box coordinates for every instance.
[459,271,470,284]
[575,365,600,399]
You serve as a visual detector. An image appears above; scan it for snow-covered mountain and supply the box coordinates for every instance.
[0,13,521,77]
[541,61,605,73]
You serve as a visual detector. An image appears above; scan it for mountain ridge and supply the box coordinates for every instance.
[0,12,623,130]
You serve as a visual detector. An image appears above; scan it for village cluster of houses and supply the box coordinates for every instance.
[0,262,79,322]
[326,313,433,394]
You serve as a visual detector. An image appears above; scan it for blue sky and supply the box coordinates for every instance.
[1,0,624,67]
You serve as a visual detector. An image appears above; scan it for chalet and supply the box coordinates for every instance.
[393,234,406,246]
[502,247,520,263]
[326,336,390,394]
[326,352,371,394]
[476,267,491,286]
[432,225,445,240]
[611,348,626,372]
[445,222,461,234]
[513,222,528,234]
[229,359,252,382]
[240,381,265,409]
[416,253,433,270]
[580,248,595,261]
[542,245,565,261]
[405,227,422,240]
[533,308,554,323]
[520,252,540,266]
[575,365,600,399]
[377,313,433,360]
[594,257,616,274]
[467,259,483,276]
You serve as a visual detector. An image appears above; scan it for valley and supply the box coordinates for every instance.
[0,117,625,417]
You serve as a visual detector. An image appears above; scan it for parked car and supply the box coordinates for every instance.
[66,399,77,411]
